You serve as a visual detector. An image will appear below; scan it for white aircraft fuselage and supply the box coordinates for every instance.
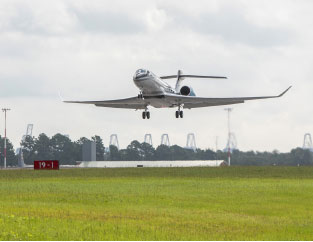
[133,69,175,96]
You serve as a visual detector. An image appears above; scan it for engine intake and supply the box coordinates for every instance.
[180,86,196,96]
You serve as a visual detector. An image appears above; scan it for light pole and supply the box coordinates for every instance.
[2,108,10,169]
[225,108,232,166]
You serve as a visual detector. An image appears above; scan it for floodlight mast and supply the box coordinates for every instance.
[2,108,10,169]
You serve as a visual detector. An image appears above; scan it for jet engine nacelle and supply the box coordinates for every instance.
[180,86,196,96]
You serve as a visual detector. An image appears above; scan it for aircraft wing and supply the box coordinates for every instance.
[164,86,292,109]
[62,96,147,109]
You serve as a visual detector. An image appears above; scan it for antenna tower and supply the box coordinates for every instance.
[303,133,313,151]
[109,134,119,150]
[18,124,34,167]
[186,133,197,151]
[161,134,170,146]
[144,134,153,146]
[226,132,238,151]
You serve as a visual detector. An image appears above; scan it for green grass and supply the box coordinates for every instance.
[1,167,313,240]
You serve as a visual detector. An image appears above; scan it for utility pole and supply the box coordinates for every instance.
[2,108,10,169]
[225,108,232,166]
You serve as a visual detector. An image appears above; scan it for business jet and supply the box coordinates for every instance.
[62,69,291,119]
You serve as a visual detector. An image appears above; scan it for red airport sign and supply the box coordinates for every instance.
[34,160,59,170]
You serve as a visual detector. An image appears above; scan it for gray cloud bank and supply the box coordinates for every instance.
[0,0,312,152]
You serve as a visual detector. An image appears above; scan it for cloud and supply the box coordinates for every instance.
[0,0,312,152]
[0,1,148,36]
[165,5,292,47]
[0,1,77,35]
[145,8,169,32]
[72,9,146,35]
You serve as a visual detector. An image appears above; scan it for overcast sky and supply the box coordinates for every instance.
[0,0,313,152]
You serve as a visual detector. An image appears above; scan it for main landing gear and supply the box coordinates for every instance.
[175,110,183,118]
[142,111,150,119]
[137,92,143,99]
[175,106,184,118]
[142,107,150,119]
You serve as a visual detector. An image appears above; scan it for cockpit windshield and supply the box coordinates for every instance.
[134,69,149,79]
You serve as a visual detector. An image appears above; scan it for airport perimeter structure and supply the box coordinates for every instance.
[77,160,225,168]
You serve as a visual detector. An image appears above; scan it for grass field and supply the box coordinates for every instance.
[1,167,313,240]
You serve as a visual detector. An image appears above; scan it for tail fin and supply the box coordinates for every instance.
[175,70,185,93]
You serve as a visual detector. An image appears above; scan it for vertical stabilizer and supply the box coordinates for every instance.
[175,70,185,93]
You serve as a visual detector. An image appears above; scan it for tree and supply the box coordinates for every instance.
[195,149,216,160]
[20,135,35,165]
[141,142,155,160]
[109,145,120,161]
[290,148,313,166]
[10,134,313,166]
[0,137,17,167]
[50,134,77,165]
[33,133,53,161]
[126,140,143,160]
[170,145,194,160]
[155,145,172,160]
[92,135,105,161]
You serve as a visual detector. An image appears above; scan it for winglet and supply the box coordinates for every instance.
[58,91,64,102]
[278,86,292,97]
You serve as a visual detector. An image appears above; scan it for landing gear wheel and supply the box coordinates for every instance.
[175,111,179,118]
[142,112,146,119]
[138,93,143,99]
[146,112,150,119]
[180,111,183,118]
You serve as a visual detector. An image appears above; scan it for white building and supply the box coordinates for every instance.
[77,160,225,168]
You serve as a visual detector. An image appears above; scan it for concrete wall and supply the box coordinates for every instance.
[78,160,225,168]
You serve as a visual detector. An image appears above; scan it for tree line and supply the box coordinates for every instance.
[0,133,313,166]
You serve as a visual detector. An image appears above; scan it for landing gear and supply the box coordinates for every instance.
[175,106,184,118]
[142,107,150,119]
[142,111,150,119]
[137,92,143,99]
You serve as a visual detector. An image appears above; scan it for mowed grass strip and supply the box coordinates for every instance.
[0,167,313,240]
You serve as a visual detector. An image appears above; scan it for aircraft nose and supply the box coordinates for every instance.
[133,76,145,82]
